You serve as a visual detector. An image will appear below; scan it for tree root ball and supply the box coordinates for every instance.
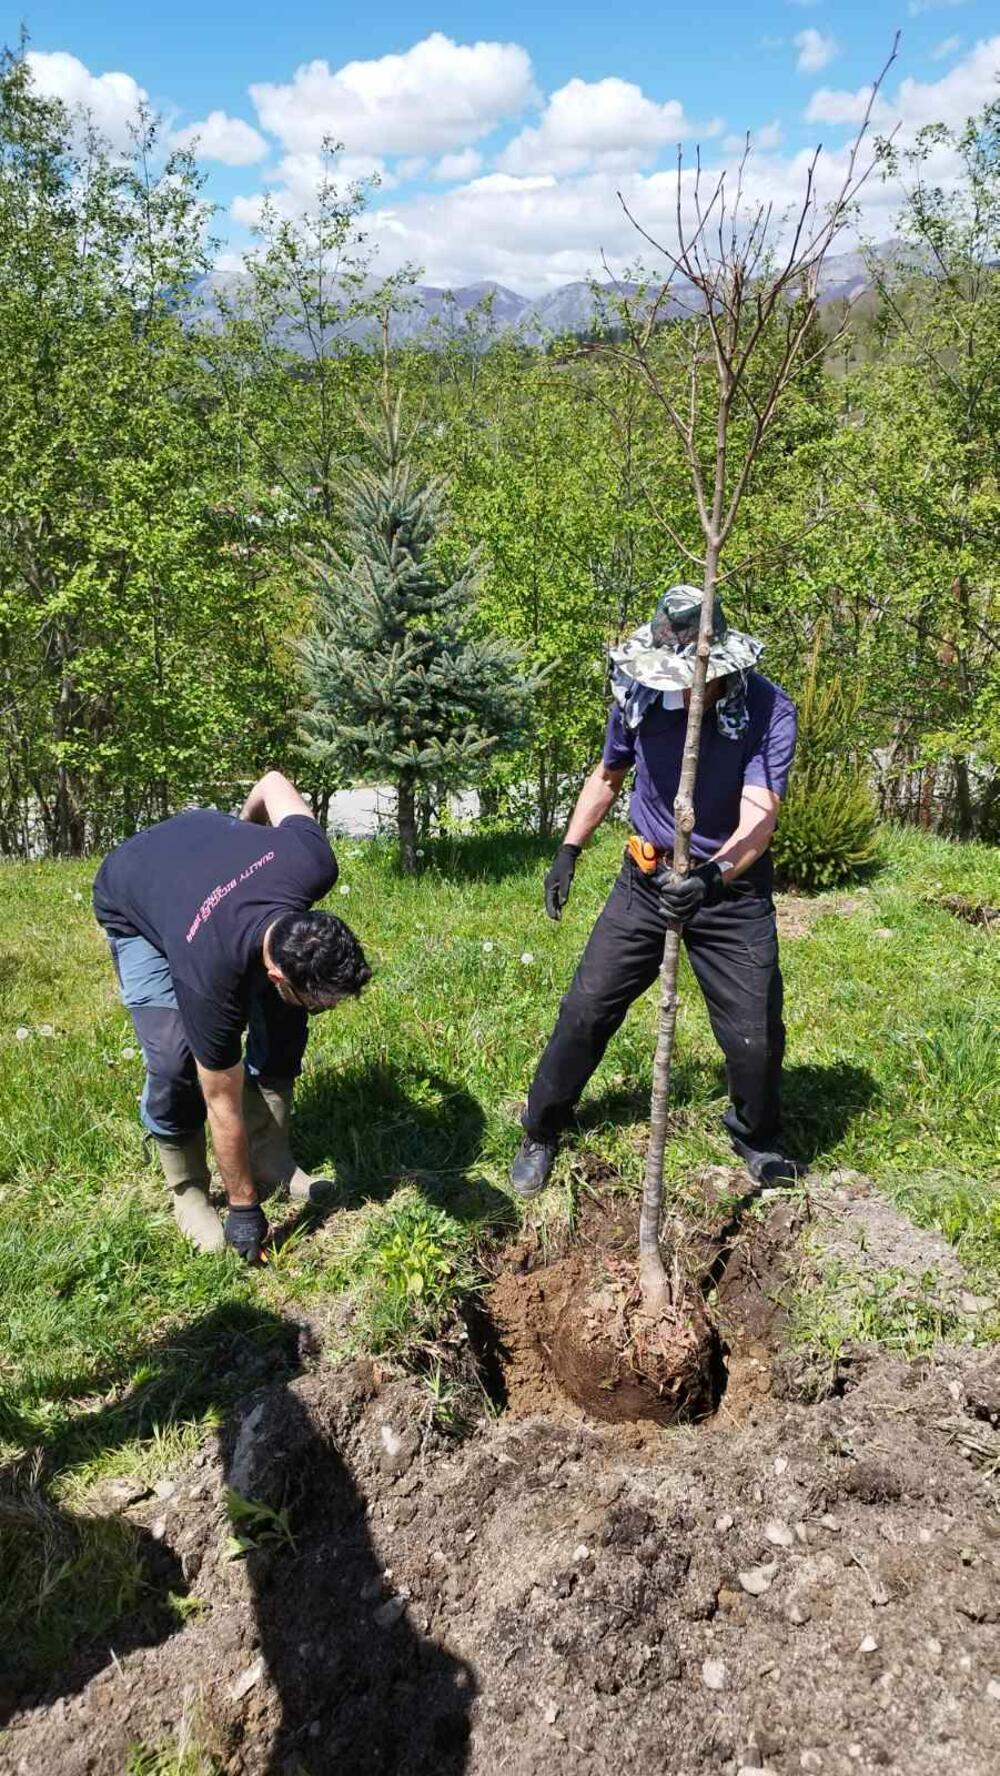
[547,1254,722,1426]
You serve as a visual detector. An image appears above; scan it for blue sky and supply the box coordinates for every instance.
[8,3,1000,290]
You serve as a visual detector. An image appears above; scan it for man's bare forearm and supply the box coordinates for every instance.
[207,1104,258,1205]
[197,1062,258,1205]
[564,765,627,848]
[711,793,779,881]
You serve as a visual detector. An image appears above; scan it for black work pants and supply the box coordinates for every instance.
[524,852,785,1149]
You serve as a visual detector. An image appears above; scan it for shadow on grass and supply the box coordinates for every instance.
[575,1056,723,1134]
[780,1060,879,1164]
[572,1058,878,1169]
[1,1304,476,1772]
[418,829,555,884]
[0,1301,297,1723]
[294,1061,511,1229]
[774,854,886,897]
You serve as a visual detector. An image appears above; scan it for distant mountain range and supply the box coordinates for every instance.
[386,247,880,344]
[196,244,895,350]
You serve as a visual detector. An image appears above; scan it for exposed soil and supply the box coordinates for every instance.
[929,894,999,935]
[4,1177,1000,1776]
[775,893,870,940]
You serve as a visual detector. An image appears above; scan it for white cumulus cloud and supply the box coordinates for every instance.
[433,148,484,182]
[498,76,714,177]
[26,49,148,149]
[807,34,1000,136]
[231,147,395,229]
[795,29,839,74]
[170,110,268,166]
[249,33,536,157]
[930,35,962,60]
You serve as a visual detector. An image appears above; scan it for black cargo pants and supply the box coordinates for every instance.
[524,850,785,1149]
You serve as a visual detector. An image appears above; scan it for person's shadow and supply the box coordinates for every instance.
[1,1305,476,1774]
[293,1060,510,1227]
[225,1364,475,1775]
[576,1058,878,1169]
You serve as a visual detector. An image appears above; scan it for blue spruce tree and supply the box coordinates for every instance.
[299,397,537,870]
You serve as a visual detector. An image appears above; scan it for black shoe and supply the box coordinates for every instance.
[510,1136,557,1199]
[728,1130,806,1187]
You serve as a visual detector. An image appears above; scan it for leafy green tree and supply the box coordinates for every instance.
[419,333,663,833]
[298,397,538,870]
[0,47,295,854]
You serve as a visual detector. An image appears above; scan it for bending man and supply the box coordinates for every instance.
[94,772,371,1260]
[511,587,800,1199]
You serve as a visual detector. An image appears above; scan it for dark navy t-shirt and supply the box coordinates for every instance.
[93,810,338,1069]
[602,673,797,859]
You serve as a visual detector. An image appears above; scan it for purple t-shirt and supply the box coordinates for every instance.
[602,673,797,860]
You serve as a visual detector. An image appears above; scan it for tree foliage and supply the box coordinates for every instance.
[298,397,538,870]
[0,47,296,855]
[1,41,996,860]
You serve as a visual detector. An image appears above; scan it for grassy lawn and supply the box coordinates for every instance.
[1,822,998,1680]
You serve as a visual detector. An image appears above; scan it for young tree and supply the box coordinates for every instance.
[298,397,539,870]
[601,46,898,1310]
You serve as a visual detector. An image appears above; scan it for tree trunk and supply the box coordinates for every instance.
[397,774,418,873]
[952,756,974,840]
[638,543,720,1312]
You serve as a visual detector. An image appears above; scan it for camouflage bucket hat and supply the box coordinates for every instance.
[610,584,763,694]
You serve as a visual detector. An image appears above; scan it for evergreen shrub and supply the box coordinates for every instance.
[772,642,879,892]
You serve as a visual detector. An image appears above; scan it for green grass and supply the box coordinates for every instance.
[791,1257,969,1362]
[1,822,998,1683]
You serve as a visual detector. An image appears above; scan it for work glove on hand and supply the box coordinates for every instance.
[224,1202,269,1264]
[658,860,728,925]
[544,843,582,921]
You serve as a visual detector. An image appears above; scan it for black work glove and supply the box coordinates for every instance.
[544,843,582,921]
[225,1202,269,1264]
[657,860,728,924]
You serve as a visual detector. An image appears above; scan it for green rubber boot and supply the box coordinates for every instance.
[242,1079,335,1207]
[152,1131,225,1253]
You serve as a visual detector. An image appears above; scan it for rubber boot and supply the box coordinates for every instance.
[242,1079,335,1207]
[153,1131,225,1253]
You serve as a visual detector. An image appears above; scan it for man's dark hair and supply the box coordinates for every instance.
[269,911,372,1011]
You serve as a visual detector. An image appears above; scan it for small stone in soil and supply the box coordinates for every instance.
[799,1755,824,1773]
[765,1520,794,1549]
[774,1457,789,1476]
[740,1563,778,1596]
[373,1595,406,1628]
[702,1659,727,1692]
[230,1657,265,1702]
[859,1635,879,1654]
[987,1679,1000,1701]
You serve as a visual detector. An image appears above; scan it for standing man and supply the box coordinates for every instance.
[94,771,371,1260]
[510,587,801,1199]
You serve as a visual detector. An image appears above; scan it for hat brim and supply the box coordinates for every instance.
[610,627,763,692]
